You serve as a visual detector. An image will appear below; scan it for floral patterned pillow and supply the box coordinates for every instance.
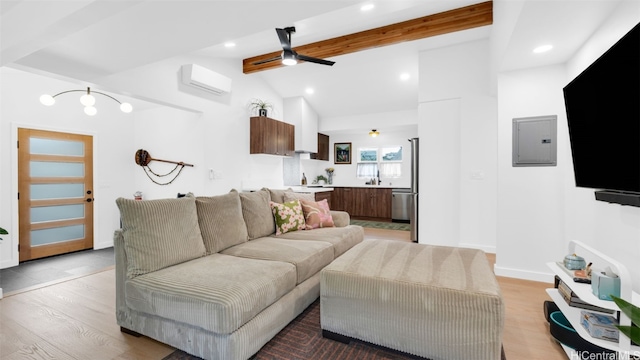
[269,200,306,235]
[300,199,335,229]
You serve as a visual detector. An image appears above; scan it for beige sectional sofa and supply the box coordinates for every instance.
[114,188,363,360]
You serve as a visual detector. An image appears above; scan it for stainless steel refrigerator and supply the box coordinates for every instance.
[408,137,419,242]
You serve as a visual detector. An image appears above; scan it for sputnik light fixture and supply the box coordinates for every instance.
[369,129,380,137]
[40,87,133,116]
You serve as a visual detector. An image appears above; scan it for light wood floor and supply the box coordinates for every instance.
[0,228,567,360]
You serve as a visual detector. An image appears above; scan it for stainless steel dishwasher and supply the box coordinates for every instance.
[391,188,411,222]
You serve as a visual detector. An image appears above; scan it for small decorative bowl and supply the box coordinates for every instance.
[564,254,586,270]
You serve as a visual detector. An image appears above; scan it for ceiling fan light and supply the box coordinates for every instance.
[282,57,297,66]
[282,51,297,66]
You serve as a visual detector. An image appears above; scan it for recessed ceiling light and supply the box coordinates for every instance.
[533,44,553,54]
[305,88,315,95]
[224,42,236,48]
[400,73,410,81]
[360,3,375,11]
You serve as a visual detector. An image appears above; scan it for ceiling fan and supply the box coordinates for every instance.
[253,27,335,67]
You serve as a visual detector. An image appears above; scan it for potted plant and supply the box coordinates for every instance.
[611,295,640,344]
[315,175,328,185]
[249,98,273,117]
[0,227,7,241]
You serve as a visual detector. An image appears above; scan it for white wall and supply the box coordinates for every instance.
[0,54,286,268]
[302,125,417,189]
[562,4,640,292]
[0,68,135,267]
[495,2,640,293]
[495,65,568,281]
[417,39,498,252]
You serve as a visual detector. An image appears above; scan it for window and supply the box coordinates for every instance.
[358,148,378,162]
[356,146,403,179]
[380,146,402,178]
[381,147,402,161]
[356,163,378,178]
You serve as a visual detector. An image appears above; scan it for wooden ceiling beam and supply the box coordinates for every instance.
[243,1,492,74]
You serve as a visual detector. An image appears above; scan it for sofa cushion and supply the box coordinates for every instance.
[276,225,364,258]
[239,189,275,239]
[263,187,293,204]
[300,199,334,229]
[283,192,316,203]
[270,200,306,235]
[125,254,297,334]
[330,210,350,228]
[196,190,248,254]
[116,196,206,278]
[221,237,334,284]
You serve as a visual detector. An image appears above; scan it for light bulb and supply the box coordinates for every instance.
[40,94,55,106]
[80,94,96,106]
[84,106,97,116]
[120,102,133,113]
[282,58,297,66]
[282,51,297,66]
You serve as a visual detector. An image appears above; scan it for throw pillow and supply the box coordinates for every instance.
[300,199,335,229]
[116,195,206,278]
[195,190,248,254]
[270,200,306,235]
[263,187,294,204]
[238,189,275,239]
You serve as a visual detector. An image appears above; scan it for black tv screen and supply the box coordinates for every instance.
[563,22,640,194]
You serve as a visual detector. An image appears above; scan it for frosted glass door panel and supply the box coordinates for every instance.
[31,204,85,223]
[30,138,84,156]
[30,161,84,177]
[31,225,85,246]
[30,184,84,200]
[19,128,94,261]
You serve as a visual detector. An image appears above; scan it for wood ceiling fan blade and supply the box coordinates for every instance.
[297,54,335,66]
[276,28,292,51]
[253,56,282,65]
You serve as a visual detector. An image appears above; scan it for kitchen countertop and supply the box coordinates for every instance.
[289,186,334,193]
[243,186,334,194]
[314,185,410,189]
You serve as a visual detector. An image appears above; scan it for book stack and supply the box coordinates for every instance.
[555,276,616,314]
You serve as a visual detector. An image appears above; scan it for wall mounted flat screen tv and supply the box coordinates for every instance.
[563,22,640,201]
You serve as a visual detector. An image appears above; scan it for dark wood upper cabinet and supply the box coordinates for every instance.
[250,116,294,156]
[310,133,330,160]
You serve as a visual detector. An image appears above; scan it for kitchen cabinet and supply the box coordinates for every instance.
[310,133,330,161]
[331,187,391,220]
[250,116,294,156]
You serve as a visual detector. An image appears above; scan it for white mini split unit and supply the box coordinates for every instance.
[181,64,232,95]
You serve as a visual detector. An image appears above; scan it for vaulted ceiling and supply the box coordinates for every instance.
[0,0,623,120]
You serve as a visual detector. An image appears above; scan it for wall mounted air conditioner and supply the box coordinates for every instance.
[181,64,232,95]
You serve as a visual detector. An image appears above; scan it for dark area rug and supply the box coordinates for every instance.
[163,300,506,360]
[350,220,410,231]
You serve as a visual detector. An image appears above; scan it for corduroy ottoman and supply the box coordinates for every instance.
[320,239,505,360]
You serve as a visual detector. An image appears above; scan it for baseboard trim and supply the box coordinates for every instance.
[494,264,554,283]
[458,243,496,254]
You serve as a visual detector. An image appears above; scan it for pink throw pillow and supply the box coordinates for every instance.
[300,199,334,229]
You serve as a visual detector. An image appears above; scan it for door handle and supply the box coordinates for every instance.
[86,198,94,203]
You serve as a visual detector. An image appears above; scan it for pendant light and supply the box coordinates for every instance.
[40,87,133,116]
